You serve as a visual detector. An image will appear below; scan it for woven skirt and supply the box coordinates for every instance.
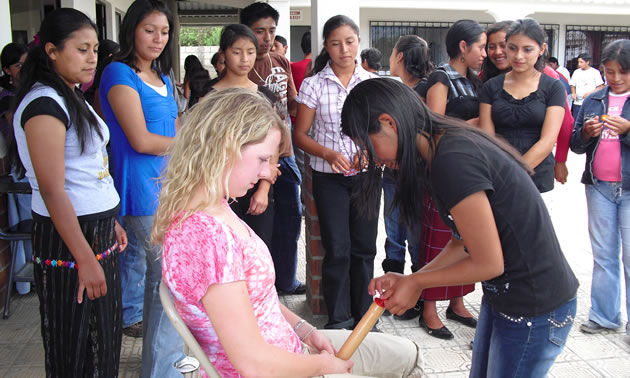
[419,194,475,301]
[32,209,122,378]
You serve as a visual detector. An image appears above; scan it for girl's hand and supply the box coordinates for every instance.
[264,163,281,184]
[304,329,336,355]
[368,273,422,316]
[581,117,603,140]
[323,149,351,174]
[77,258,107,304]
[114,220,128,252]
[605,116,630,136]
[351,151,369,171]
[318,350,354,375]
[248,189,268,215]
[554,161,568,184]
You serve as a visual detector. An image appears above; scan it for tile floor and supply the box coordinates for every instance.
[1,154,629,377]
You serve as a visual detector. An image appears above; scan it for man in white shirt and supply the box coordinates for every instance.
[548,57,571,80]
[570,53,605,118]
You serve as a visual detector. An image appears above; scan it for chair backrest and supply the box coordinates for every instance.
[159,281,222,378]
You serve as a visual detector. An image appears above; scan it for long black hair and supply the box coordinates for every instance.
[1,43,28,91]
[116,0,174,75]
[183,54,203,84]
[312,15,359,75]
[84,39,119,105]
[445,19,484,60]
[480,21,513,82]
[394,35,433,80]
[360,48,382,71]
[601,39,630,72]
[445,19,484,91]
[340,78,528,226]
[13,8,102,153]
[506,18,547,72]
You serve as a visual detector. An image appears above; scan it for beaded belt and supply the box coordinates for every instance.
[32,242,119,270]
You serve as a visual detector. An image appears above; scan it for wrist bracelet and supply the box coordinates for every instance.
[293,319,306,332]
[300,326,316,342]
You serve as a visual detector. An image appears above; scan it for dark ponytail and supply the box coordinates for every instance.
[13,8,102,153]
[312,15,359,75]
[394,35,433,80]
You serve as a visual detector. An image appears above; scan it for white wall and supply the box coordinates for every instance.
[61,0,96,21]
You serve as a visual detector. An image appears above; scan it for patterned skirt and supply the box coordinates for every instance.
[32,209,122,378]
[419,194,475,301]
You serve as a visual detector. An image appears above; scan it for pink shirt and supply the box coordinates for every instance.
[162,210,302,378]
[592,91,630,182]
[296,61,376,173]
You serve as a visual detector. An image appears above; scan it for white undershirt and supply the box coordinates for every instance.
[144,81,167,96]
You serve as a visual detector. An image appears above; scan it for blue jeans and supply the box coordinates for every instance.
[585,180,630,334]
[271,156,302,292]
[382,173,419,270]
[124,215,186,378]
[471,296,576,378]
[117,216,145,328]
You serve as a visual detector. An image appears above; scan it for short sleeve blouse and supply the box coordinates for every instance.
[479,73,566,192]
[296,62,376,173]
[99,62,177,216]
[162,211,302,377]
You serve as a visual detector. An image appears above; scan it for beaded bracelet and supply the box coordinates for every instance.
[32,242,119,270]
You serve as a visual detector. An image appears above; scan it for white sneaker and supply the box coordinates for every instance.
[174,356,200,374]
[624,335,630,347]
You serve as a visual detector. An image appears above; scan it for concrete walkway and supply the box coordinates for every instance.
[0,152,628,377]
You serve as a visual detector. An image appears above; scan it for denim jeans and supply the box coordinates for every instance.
[382,173,419,271]
[124,215,186,378]
[271,156,302,292]
[471,296,576,378]
[585,180,630,334]
[117,216,145,328]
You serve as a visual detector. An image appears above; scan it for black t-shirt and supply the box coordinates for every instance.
[479,73,566,192]
[430,131,578,317]
[422,70,480,121]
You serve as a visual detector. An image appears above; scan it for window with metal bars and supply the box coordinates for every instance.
[565,25,630,74]
[370,21,558,74]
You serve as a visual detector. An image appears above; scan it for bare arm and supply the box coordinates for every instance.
[25,115,107,303]
[201,281,352,377]
[522,106,564,169]
[479,103,496,135]
[107,84,173,155]
[370,191,504,315]
[425,82,448,115]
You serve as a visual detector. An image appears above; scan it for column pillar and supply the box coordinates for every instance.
[61,0,96,21]
[268,0,290,57]
[166,0,180,81]
[304,0,359,315]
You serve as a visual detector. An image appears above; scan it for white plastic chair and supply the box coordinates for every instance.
[159,281,221,378]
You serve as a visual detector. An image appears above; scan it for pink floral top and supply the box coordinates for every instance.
[162,210,302,377]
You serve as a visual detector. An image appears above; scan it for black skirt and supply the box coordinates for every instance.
[31,207,122,378]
